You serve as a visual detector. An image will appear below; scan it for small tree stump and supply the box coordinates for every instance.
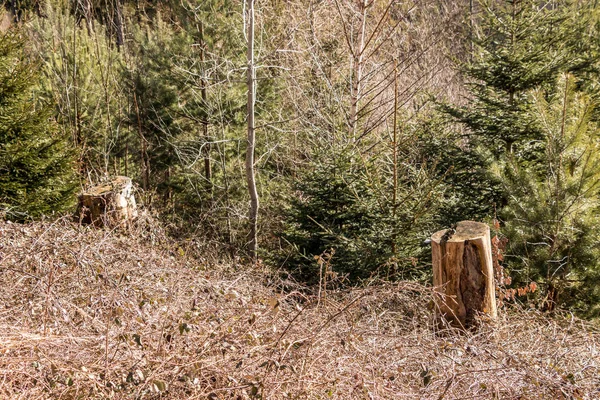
[431,221,497,329]
[77,176,138,228]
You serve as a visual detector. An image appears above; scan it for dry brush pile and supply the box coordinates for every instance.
[0,217,599,399]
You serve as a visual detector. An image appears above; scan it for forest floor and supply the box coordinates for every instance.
[0,217,599,399]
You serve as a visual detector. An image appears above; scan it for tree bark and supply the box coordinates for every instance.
[431,221,497,329]
[112,0,125,49]
[391,59,398,255]
[198,21,212,192]
[133,92,150,191]
[245,0,259,260]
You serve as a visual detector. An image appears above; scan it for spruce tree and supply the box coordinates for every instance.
[0,30,76,220]
[279,140,444,284]
[279,147,382,282]
[444,0,585,158]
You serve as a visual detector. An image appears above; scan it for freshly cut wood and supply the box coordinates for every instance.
[431,221,497,329]
[76,176,138,227]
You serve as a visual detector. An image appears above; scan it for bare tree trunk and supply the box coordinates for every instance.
[348,0,368,141]
[469,0,474,62]
[72,15,85,178]
[133,92,150,191]
[245,0,259,261]
[10,0,20,23]
[217,135,234,254]
[391,59,398,255]
[75,0,95,34]
[83,0,94,34]
[198,21,212,193]
[113,0,125,49]
[125,142,129,176]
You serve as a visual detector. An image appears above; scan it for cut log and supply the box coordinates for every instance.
[431,220,497,329]
[76,176,138,228]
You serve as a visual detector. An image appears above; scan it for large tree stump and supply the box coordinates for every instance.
[76,176,138,228]
[431,221,497,329]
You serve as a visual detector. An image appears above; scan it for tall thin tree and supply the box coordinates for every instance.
[245,0,259,260]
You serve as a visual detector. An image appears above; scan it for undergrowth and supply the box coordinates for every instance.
[0,217,599,399]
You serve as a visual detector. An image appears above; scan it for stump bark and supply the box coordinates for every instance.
[431,220,497,329]
[76,176,138,228]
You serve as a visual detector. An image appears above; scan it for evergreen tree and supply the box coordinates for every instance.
[416,117,504,226]
[280,147,388,283]
[443,0,600,312]
[444,0,587,158]
[279,140,443,284]
[125,21,192,196]
[0,29,76,220]
[501,74,600,314]
[123,4,249,236]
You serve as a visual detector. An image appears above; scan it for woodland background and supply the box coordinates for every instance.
[2,0,600,317]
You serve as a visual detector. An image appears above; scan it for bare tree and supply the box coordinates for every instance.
[245,0,259,260]
[276,0,466,153]
[346,0,369,141]
[198,21,212,191]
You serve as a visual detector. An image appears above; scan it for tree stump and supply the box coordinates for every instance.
[431,221,497,329]
[76,176,138,228]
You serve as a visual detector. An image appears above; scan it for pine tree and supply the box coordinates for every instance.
[0,29,76,220]
[443,0,600,312]
[501,74,600,313]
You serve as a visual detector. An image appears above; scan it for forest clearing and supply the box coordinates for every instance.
[3,0,600,397]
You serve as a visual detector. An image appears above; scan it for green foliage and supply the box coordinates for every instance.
[30,0,128,179]
[126,20,194,187]
[0,29,76,220]
[443,0,589,158]
[443,0,600,314]
[416,118,504,226]
[500,74,600,314]
[123,4,250,243]
[279,140,442,284]
[281,148,385,282]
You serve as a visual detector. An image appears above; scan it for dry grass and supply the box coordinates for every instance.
[1,217,599,399]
